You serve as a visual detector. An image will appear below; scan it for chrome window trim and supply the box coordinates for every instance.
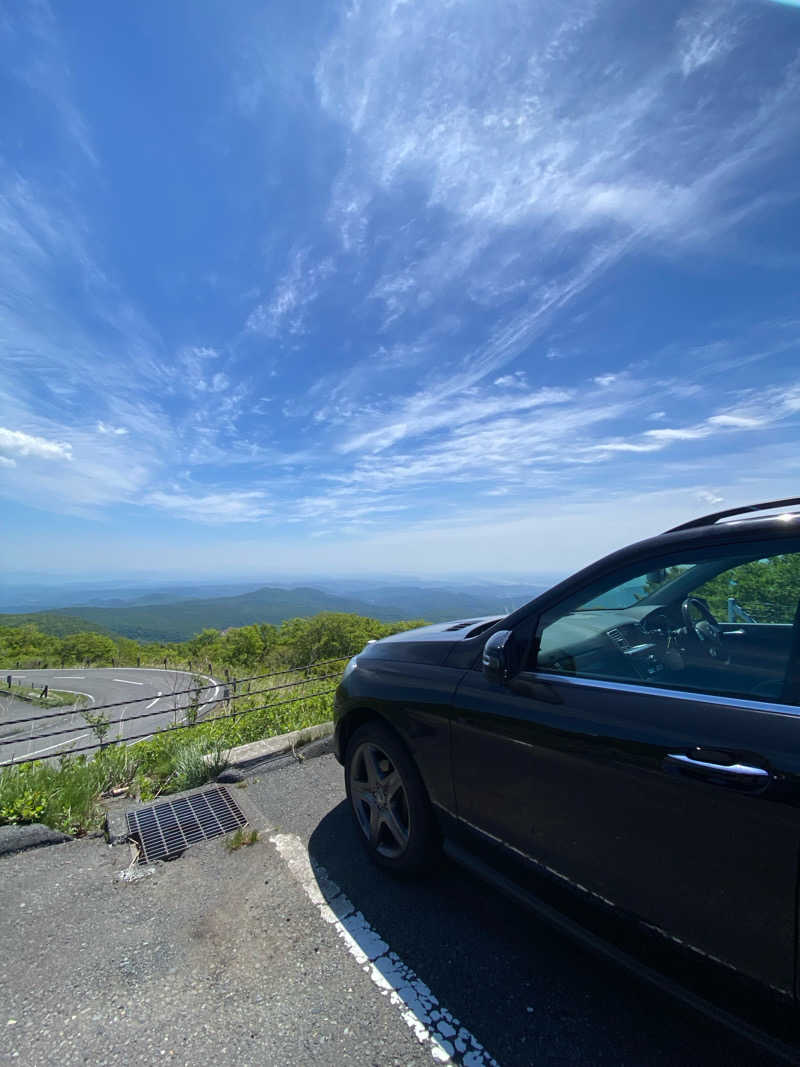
[528,670,800,716]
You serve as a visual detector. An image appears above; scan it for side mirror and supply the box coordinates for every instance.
[482,630,513,685]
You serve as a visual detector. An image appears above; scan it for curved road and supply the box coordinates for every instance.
[0,668,220,765]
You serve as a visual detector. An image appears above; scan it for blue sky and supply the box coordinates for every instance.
[1,0,800,579]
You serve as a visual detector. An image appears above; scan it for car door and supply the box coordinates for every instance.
[450,538,800,995]
[702,556,798,693]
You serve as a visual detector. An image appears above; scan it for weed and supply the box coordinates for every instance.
[225,826,258,851]
[82,710,112,746]
[0,758,103,835]
[0,670,336,835]
[170,739,230,792]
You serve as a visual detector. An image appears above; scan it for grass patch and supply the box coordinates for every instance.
[171,739,230,792]
[225,826,259,851]
[0,670,337,835]
[3,683,87,709]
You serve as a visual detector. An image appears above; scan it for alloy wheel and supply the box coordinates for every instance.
[349,741,411,858]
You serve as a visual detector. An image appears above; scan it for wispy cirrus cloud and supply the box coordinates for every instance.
[588,383,800,457]
[678,1,749,77]
[246,249,334,338]
[309,0,800,406]
[3,0,800,569]
[147,489,272,524]
[96,422,128,437]
[339,386,574,454]
[295,374,800,532]
[1,0,97,165]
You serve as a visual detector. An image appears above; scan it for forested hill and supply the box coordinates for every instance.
[0,612,114,637]
[0,584,535,643]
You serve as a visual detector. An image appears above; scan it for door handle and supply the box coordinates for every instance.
[665,753,769,779]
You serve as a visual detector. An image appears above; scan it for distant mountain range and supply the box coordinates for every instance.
[0,581,550,643]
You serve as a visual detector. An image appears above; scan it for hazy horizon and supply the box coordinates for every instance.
[0,571,561,618]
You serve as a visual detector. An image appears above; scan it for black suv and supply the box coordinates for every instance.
[334,499,800,1013]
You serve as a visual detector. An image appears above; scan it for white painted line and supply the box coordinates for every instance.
[1,731,91,765]
[54,676,85,680]
[117,702,128,739]
[270,833,498,1067]
[145,692,163,710]
[113,678,144,686]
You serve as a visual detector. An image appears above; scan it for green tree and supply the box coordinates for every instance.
[0,623,56,665]
[60,632,117,666]
[113,636,142,665]
[187,628,221,663]
[277,612,384,665]
[219,625,263,670]
[696,554,800,623]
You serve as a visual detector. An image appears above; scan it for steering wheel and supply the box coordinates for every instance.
[681,597,726,660]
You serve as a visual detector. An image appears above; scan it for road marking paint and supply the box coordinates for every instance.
[270,832,498,1067]
[113,678,144,686]
[1,731,91,765]
[54,676,85,680]
[145,692,163,710]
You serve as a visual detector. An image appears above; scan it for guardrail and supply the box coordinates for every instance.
[0,655,355,766]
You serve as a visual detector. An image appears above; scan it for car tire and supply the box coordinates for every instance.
[344,719,438,875]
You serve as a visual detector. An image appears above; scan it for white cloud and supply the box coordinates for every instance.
[678,3,746,77]
[593,374,617,387]
[246,251,334,338]
[318,1,792,252]
[310,0,798,404]
[96,421,128,436]
[589,440,663,454]
[147,489,271,524]
[0,426,72,462]
[494,372,528,388]
[708,413,765,429]
[340,386,573,455]
[6,1,98,165]
[644,426,711,441]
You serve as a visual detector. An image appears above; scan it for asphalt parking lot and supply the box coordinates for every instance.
[0,750,792,1066]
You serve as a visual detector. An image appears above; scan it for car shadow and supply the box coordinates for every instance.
[307,800,781,1067]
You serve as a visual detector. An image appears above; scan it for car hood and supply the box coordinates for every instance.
[356,615,505,666]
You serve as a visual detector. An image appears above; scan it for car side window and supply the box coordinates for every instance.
[534,542,800,705]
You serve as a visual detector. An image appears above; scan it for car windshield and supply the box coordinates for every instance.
[576,565,697,610]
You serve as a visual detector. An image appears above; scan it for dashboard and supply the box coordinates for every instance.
[536,605,686,682]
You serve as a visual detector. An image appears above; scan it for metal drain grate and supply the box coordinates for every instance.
[126,786,247,863]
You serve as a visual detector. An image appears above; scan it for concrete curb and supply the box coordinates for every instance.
[214,720,334,770]
[105,721,335,845]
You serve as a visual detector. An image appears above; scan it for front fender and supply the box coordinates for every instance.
[334,656,467,814]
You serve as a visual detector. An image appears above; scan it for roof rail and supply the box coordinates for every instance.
[668,497,800,533]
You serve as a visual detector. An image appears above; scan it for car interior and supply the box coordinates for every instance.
[533,552,800,705]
